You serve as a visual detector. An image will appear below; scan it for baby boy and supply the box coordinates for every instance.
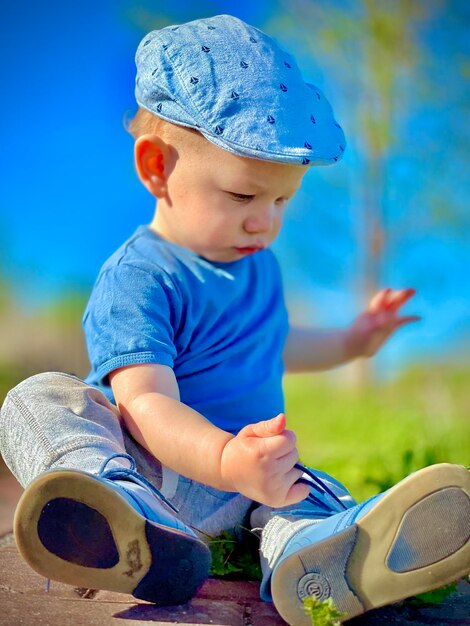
[1,14,468,626]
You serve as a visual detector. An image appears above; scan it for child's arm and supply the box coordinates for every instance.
[284,288,419,372]
[109,364,309,508]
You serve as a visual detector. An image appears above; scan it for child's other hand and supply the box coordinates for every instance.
[346,288,420,359]
[220,413,310,507]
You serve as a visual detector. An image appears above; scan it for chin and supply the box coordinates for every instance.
[209,251,242,263]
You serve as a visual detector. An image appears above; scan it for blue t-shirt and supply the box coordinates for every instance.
[83,226,289,434]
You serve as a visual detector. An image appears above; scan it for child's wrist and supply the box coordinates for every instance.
[343,326,365,362]
[218,433,251,494]
[212,431,237,492]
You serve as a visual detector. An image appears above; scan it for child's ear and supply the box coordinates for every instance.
[134,135,171,198]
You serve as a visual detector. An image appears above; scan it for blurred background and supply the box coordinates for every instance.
[0,0,469,500]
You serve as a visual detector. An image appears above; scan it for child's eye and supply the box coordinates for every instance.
[228,192,255,202]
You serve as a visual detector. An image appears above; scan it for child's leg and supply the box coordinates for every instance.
[255,464,470,625]
[0,372,211,604]
[0,372,129,485]
[0,370,254,530]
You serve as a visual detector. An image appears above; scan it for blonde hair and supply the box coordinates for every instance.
[126,107,169,139]
[126,107,207,152]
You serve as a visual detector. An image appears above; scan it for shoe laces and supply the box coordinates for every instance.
[99,453,212,539]
[295,463,348,513]
[98,453,179,514]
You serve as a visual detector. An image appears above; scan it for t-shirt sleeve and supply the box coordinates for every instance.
[82,263,179,384]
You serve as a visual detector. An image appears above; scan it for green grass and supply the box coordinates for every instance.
[0,365,28,406]
[284,365,470,501]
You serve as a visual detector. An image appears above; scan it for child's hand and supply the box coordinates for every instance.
[346,288,420,359]
[220,413,310,507]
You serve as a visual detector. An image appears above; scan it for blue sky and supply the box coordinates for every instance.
[1,0,469,374]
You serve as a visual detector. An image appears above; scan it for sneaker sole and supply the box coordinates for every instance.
[271,463,470,624]
[14,469,211,605]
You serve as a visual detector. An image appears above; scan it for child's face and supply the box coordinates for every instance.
[152,135,307,263]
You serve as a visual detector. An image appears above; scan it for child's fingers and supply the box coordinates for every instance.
[241,413,286,439]
[261,430,297,459]
[273,447,300,474]
[369,287,416,313]
[385,288,416,311]
[369,288,391,312]
[396,315,421,327]
[284,469,311,505]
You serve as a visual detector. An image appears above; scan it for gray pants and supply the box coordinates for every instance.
[0,372,355,598]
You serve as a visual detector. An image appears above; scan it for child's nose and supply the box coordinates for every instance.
[243,205,276,234]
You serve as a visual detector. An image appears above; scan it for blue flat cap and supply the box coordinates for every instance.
[135,14,346,165]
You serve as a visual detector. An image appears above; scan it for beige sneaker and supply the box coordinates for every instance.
[270,463,470,625]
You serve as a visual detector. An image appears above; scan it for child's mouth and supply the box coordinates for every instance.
[234,246,264,255]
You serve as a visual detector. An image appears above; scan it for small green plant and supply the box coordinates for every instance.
[209,529,262,580]
[406,582,458,606]
[302,596,347,626]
